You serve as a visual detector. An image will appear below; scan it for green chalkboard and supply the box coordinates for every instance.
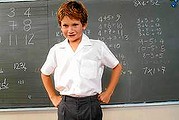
[0,0,179,108]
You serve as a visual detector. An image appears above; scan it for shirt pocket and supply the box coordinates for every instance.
[80,59,98,79]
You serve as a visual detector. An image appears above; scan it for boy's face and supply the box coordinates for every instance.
[60,16,87,43]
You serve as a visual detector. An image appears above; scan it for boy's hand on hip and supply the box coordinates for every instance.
[50,95,62,107]
[98,91,112,104]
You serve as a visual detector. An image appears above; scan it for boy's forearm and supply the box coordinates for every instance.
[106,64,122,95]
[41,73,57,99]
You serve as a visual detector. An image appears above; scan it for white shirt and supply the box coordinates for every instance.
[41,34,119,97]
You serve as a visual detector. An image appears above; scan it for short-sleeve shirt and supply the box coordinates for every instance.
[41,34,119,96]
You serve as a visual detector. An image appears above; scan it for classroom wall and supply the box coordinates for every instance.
[0,104,179,120]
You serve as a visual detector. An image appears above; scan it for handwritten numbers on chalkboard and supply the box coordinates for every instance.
[96,13,131,76]
[6,7,35,46]
[24,7,31,17]
[116,53,132,75]
[143,66,166,75]
[8,8,17,31]
[23,19,32,32]
[150,0,160,6]
[0,78,9,90]
[9,34,18,46]
[98,15,113,22]
[23,8,35,45]
[8,7,16,18]
[0,0,179,108]
[8,21,17,31]
[97,13,129,47]
[0,2,54,108]
[136,17,168,75]
[17,80,25,85]
[25,33,34,45]
[23,8,32,32]
[115,14,121,22]
[13,62,27,71]
[137,18,162,36]
[133,0,160,7]
[98,14,121,23]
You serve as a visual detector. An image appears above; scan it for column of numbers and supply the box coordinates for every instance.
[137,17,167,75]
[7,7,35,46]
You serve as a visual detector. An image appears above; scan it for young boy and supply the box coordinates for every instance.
[41,1,122,120]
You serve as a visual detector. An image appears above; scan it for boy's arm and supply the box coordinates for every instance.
[98,63,122,103]
[41,73,62,107]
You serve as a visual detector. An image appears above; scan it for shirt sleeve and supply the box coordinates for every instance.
[41,47,57,75]
[101,41,119,69]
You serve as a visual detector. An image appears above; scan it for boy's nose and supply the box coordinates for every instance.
[68,26,74,32]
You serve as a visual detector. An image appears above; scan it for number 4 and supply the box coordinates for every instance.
[24,8,31,17]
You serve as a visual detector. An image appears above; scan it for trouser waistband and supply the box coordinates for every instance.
[62,94,99,102]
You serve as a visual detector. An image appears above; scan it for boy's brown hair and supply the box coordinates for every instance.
[57,0,88,26]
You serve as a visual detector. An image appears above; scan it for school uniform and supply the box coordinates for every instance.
[41,33,119,120]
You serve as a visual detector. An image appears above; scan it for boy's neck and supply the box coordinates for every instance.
[68,39,81,52]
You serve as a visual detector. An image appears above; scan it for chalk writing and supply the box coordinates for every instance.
[0,68,4,74]
[13,62,27,71]
[133,0,160,7]
[98,14,121,22]
[143,66,166,75]
[25,33,34,45]
[17,80,25,85]
[8,21,17,31]
[9,34,18,46]
[116,53,132,75]
[6,7,35,46]
[0,78,9,90]
[97,13,129,50]
[28,95,32,99]
[137,18,162,36]
[0,0,178,108]
[137,17,167,75]
[24,7,31,17]
[97,13,131,76]
[0,1,50,108]
[7,7,15,18]
[23,19,32,32]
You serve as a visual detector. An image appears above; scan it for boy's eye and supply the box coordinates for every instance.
[61,23,79,28]
[62,24,68,27]
[73,23,78,26]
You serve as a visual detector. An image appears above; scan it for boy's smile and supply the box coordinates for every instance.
[60,16,87,44]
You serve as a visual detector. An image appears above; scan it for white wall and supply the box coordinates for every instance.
[1,104,179,120]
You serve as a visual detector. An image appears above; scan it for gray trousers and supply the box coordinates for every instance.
[58,95,103,120]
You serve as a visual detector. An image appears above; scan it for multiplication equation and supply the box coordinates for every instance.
[133,0,160,7]
[143,66,166,75]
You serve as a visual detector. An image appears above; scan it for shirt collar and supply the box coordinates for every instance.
[80,33,92,46]
[59,33,92,49]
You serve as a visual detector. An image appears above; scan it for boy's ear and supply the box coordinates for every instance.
[83,23,88,30]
